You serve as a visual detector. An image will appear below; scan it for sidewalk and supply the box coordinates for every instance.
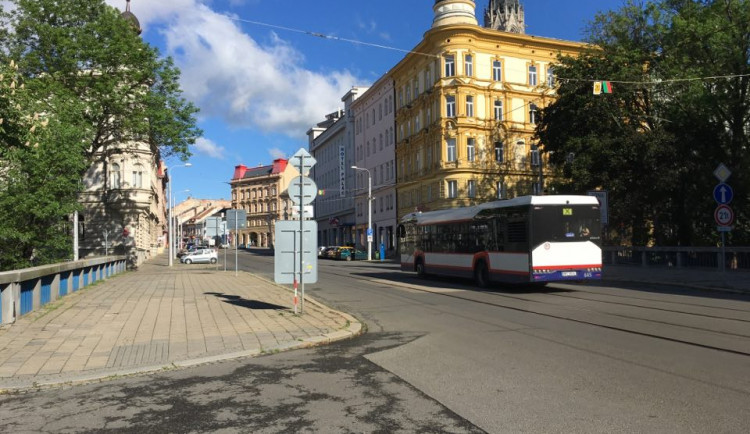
[0,253,362,392]
[603,264,750,294]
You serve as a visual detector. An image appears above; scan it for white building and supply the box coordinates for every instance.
[307,88,366,247]
[351,76,397,256]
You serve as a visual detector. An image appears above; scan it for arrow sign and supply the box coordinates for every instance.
[713,183,733,205]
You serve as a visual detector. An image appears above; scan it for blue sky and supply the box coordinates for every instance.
[105,0,625,201]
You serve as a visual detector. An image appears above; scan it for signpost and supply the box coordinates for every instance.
[712,164,733,272]
[226,209,247,276]
[274,148,319,313]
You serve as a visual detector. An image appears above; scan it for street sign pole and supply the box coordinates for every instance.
[713,163,733,273]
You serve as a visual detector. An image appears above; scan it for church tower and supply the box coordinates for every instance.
[483,0,525,34]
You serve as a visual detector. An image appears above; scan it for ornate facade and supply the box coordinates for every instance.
[392,0,585,220]
[78,141,167,264]
[77,1,167,265]
[229,160,298,248]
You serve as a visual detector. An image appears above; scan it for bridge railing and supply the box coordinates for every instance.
[0,256,127,325]
[602,246,750,271]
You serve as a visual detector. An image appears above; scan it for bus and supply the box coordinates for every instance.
[398,195,602,287]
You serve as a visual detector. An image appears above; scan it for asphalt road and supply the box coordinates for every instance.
[2,249,749,433]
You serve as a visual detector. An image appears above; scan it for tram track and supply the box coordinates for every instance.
[322,264,750,357]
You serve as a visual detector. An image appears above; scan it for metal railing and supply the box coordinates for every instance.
[603,246,750,271]
[0,256,127,325]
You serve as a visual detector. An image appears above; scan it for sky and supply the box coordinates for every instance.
[101,0,626,202]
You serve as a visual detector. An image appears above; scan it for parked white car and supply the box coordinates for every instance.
[180,248,218,264]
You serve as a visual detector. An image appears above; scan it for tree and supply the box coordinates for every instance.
[2,0,201,163]
[537,0,750,246]
[0,61,90,269]
[0,0,202,268]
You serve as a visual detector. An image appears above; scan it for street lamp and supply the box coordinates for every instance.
[168,163,192,266]
[351,166,372,261]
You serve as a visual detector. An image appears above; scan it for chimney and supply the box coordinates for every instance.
[232,164,248,180]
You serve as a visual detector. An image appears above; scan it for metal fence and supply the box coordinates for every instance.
[603,246,750,271]
[0,256,127,325]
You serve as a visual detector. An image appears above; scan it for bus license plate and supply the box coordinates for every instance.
[562,271,577,277]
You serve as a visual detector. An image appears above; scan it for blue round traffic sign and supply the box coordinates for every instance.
[713,183,733,204]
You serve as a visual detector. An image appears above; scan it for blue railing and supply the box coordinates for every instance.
[0,256,127,325]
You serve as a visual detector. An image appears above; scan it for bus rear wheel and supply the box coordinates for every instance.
[415,260,426,278]
[474,262,489,288]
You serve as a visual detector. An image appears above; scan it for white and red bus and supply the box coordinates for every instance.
[398,195,602,286]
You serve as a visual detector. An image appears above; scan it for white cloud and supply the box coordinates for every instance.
[194,137,226,159]
[268,147,286,159]
[105,0,362,139]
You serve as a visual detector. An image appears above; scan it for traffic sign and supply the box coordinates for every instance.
[713,163,731,182]
[274,220,318,284]
[713,183,733,204]
[288,176,318,205]
[714,204,734,226]
[367,228,373,236]
[289,148,317,176]
[226,209,247,229]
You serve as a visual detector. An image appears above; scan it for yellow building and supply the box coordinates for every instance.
[392,0,586,220]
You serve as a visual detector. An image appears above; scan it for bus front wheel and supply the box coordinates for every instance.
[474,262,489,288]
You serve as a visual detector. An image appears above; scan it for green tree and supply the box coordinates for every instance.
[537,0,750,246]
[2,0,201,162]
[0,0,202,269]
[0,61,90,269]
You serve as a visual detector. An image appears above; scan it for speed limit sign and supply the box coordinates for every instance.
[714,204,734,226]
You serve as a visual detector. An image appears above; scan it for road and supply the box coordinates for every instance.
[2,248,749,433]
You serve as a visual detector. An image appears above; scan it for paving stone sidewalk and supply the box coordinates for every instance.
[0,253,361,391]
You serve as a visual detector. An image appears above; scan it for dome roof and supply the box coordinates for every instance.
[120,1,142,35]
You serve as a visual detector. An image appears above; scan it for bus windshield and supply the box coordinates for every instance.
[530,205,601,247]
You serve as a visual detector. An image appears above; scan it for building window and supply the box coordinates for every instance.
[109,163,121,189]
[494,99,503,121]
[446,95,456,117]
[497,181,505,199]
[466,95,474,117]
[132,164,143,188]
[531,144,541,167]
[467,138,476,162]
[464,54,473,76]
[529,65,538,86]
[529,103,539,124]
[406,84,411,102]
[444,54,455,77]
[414,78,419,96]
[447,180,458,198]
[467,180,476,198]
[447,138,457,162]
[493,60,502,81]
[547,67,555,87]
[494,141,504,163]
[533,182,541,195]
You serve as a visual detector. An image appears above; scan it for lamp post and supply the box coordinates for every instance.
[168,163,192,266]
[351,166,372,261]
